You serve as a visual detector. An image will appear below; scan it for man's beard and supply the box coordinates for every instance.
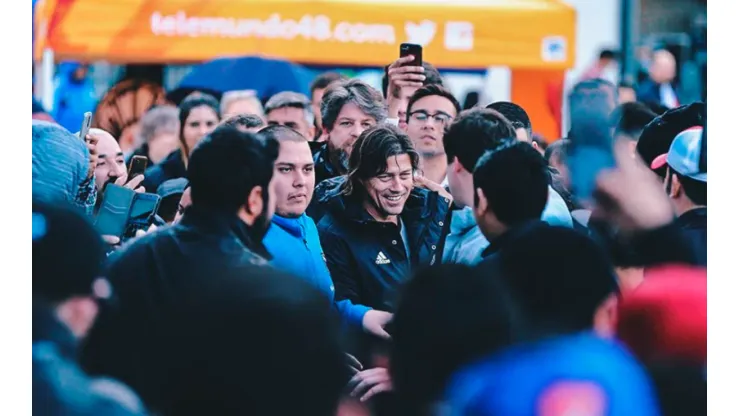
[327,142,350,174]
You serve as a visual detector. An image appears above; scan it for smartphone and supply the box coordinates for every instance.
[95,184,137,238]
[125,193,161,238]
[567,92,615,202]
[79,112,93,141]
[400,43,422,66]
[128,155,148,179]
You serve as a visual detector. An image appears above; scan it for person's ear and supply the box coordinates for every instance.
[246,186,265,219]
[670,174,682,199]
[452,157,464,174]
[594,293,619,338]
[474,188,488,215]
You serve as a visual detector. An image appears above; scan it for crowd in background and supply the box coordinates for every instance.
[33,45,707,415]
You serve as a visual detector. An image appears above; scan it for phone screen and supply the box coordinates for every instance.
[128,156,148,179]
[79,112,92,141]
[567,88,615,202]
[400,43,422,66]
[129,194,161,226]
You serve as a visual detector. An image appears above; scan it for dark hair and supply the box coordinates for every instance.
[462,91,480,110]
[473,142,549,226]
[532,133,548,151]
[668,168,707,205]
[599,49,618,60]
[495,223,619,334]
[406,84,461,122]
[258,124,307,143]
[187,125,278,213]
[544,138,570,165]
[487,101,532,140]
[391,264,519,414]
[443,108,517,172]
[320,79,386,131]
[637,102,706,173]
[382,61,444,99]
[309,72,348,95]
[611,102,658,141]
[221,113,265,130]
[88,264,348,415]
[344,124,419,196]
[178,93,221,157]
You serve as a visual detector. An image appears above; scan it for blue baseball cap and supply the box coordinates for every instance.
[651,126,706,182]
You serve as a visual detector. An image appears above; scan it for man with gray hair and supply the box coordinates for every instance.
[128,105,180,166]
[32,120,97,215]
[264,91,315,140]
[220,90,265,120]
[313,79,387,186]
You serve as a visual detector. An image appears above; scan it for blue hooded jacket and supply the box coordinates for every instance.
[263,213,370,328]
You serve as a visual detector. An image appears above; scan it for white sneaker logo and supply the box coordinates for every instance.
[405,20,437,46]
[375,251,391,265]
[444,21,474,51]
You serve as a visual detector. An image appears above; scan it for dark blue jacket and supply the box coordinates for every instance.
[316,177,451,312]
[263,213,370,327]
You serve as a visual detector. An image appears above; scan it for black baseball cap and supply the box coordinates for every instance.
[33,200,110,303]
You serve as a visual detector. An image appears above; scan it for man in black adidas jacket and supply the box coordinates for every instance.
[316,125,451,313]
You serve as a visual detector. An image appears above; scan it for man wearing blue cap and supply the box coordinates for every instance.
[650,126,707,266]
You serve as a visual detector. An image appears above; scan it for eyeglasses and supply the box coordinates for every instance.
[409,111,453,127]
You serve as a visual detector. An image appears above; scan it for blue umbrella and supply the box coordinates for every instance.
[172,56,314,104]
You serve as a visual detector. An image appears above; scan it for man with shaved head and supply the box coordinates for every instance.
[90,128,145,195]
[637,50,680,109]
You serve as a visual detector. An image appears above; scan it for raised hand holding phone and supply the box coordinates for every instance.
[385,43,425,119]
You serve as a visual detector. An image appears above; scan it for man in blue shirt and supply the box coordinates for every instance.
[260,125,392,338]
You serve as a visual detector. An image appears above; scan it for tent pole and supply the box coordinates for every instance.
[620,0,638,83]
[38,48,55,112]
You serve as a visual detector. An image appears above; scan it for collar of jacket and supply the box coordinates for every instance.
[676,206,707,228]
[481,220,546,258]
[450,205,478,235]
[180,205,272,260]
[313,144,340,179]
[271,214,306,238]
[316,176,438,225]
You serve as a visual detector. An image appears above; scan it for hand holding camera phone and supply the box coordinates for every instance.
[95,184,161,242]
[128,155,148,180]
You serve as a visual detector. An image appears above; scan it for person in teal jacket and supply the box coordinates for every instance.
[260,126,392,337]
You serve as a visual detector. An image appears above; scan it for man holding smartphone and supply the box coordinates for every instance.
[383,52,444,130]
[89,128,145,195]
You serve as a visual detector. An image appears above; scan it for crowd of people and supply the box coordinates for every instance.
[33,48,707,415]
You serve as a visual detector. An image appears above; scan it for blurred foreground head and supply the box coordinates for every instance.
[124,266,347,415]
[617,265,707,366]
[391,264,520,415]
[32,120,94,213]
[495,224,620,337]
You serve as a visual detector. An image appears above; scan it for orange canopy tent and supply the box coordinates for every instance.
[34,0,576,139]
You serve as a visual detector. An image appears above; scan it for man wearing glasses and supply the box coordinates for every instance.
[403,85,461,186]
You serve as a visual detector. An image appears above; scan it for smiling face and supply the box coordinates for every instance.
[326,102,378,171]
[272,140,316,218]
[405,95,457,158]
[182,105,219,154]
[93,130,127,192]
[362,154,414,222]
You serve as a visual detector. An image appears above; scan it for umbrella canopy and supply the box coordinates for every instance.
[170,56,314,104]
